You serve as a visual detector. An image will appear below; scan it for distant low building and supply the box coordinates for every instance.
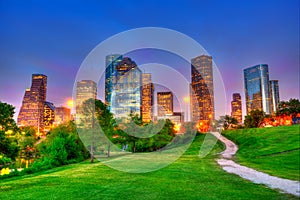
[157,112,184,124]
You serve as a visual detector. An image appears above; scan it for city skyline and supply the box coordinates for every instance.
[0,1,298,121]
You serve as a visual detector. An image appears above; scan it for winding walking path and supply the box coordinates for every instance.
[211,132,300,197]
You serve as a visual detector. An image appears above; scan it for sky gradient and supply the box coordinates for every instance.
[0,0,299,120]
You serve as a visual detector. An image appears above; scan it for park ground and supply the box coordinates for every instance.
[0,125,299,199]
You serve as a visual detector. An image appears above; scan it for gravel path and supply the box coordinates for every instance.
[211,132,300,197]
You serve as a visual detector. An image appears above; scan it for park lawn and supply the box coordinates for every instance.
[0,135,297,200]
[223,125,300,181]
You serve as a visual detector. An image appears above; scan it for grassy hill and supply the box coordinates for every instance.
[0,134,297,200]
[223,125,300,180]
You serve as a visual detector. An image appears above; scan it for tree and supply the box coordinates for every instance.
[0,131,19,160]
[80,98,117,159]
[94,99,117,157]
[37,121,90,166]
[18,126,37,162]
[216,115,238,130]
[0,101,18,132]
[0,102,19,160]
[277,98,300,118]
[244,110,265,128]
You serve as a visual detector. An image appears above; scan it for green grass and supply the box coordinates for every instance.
[0,135,297,200]
[223,125,300,181]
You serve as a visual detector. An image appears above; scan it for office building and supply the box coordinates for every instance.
[18,74,47,135]
[43,101,55,132]
[244,64,271,114]
[169,112,184,125]
[231,93,242,124]
[54,107,71,125]
[110,57,142,120]
[190,55,214,132]
[75,80,97,110]
[157,91,173,116]
[269,80,280,113]
[105,54,123,109]
[141,73,154,123]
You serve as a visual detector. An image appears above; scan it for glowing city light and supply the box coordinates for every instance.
[183,96,190,103]
[173,123,181,132]
[67,99,74,108]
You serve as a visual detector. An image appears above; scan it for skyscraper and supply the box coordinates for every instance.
[105,54,123,109]
[43,101,55,132]
[110,57,142,120]
[190,55,214,132]
[18,74,47,134]
[75,80,97,109]
[244,64,271,115]
[269,80,280,113]
[231,93,242,124]
[157,91,173,117]
[141,73,154,123]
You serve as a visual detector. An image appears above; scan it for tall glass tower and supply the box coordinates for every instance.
[269,80,280,113]
[110,57,142,120]
[105,54,123,110]
[244,64,271,115]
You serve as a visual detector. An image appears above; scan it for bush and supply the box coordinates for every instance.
[0,154,12,166]
[37,122,89,167]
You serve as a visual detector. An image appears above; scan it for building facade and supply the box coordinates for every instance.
[269,80,280,114]
[75,80,97,109]
[141,73,154,123]
[18,74,47,135]
[110,57,142,120]
[157,91,173,116]
[43,101,55,132]
[54,107,71,125]
[244,64,271,115]
[105,54,123,110]
[190,55,214,132]
[231,93,242,124]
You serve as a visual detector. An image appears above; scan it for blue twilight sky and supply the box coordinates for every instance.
[0,0,299,120]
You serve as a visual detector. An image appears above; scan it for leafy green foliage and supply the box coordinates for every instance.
[0,131,19,160]
[0,101,18,132]
[36,121,89,167]
[216,115,238,130]
[80,99,176,154]
[244,110,265,128]
[0,102,19,161]
[0,154,12,165]
[277,98,300,118]
[121,115,175,153]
